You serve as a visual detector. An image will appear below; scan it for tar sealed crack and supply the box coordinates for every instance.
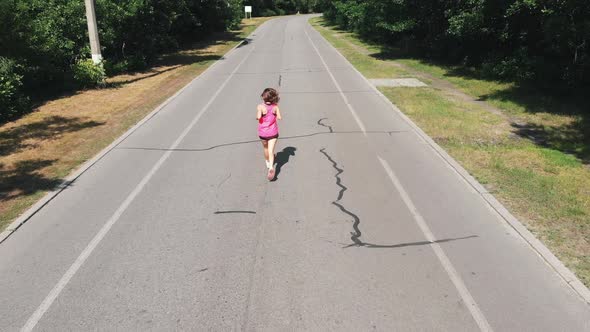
[317,118,334,133]
[214,210,256,214]
[217,172,231,188]
[319,148,363,246]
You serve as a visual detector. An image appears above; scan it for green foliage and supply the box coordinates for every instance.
[323,0,590,91]
[0,0,250,121]
[260,8,278,16]
[0,57,30,122]
[72,59,106,88]
[226,0,245,30]
[245,0,319,16]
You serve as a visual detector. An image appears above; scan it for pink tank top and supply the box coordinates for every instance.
[258,103,279,137]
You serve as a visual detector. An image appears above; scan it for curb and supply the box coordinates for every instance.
[307,18,590,305]
[0,20,271,245]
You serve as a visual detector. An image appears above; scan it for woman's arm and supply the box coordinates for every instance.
[275,106,282,120]
[256,105,262,120]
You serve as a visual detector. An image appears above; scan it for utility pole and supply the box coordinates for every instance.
[84,0,102,64]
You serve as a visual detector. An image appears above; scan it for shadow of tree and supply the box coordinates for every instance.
[190,30,246,48]
[104,65,183,88]
[511,120,590,164]
[0,159,62,201]
[105,53,222,88]
[0,116,104,157]
[477,85,588,116]
[104,30,246,88]
[478,86,590,164]
[159,53,222,67]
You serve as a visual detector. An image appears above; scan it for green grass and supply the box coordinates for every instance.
[311,20,409,79]
[311,16,590,287]
[395,60,579,117]
[311,17,589,160]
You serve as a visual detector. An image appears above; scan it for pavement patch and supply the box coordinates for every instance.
[369,78,427,87]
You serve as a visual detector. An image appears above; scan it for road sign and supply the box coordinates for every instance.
[245,6,252,18]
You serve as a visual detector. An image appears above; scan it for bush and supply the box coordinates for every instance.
[481,52,537,83]
[0,57,29,122]
[260,9,277,17]
[125,55,149,71]
[323,0,590,92]
[103,60,126,76]
[71,59,106,88]
[0,0,246,118]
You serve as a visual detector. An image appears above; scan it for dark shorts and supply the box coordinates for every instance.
[259,134,279,141]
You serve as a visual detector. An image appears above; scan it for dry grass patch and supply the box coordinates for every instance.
[0,17,271,231]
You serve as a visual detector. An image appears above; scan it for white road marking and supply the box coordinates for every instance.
[308,17,590,306]
[378,157,493,332]
[303,26,367,135]
[305,20,493,330]
[20,42,258,332]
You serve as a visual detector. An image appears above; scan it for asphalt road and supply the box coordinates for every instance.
[1,15,589,331]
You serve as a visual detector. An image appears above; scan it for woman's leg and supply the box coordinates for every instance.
[268,138,277,168]
[261,140,269,159]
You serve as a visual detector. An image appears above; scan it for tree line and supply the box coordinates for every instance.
[321,0,589,95]
[246,0,321,17]
[0,0,320,122]
[9,1,582,122]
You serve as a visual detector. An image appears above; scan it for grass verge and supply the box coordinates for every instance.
[0,17,271,232]
[310,17,590,287]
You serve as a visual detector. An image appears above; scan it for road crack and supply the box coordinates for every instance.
[317,118,334,133]
[217,172,231,188]
[319,148,363,246]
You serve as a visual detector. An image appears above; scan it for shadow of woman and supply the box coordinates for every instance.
[273,146,296,181]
